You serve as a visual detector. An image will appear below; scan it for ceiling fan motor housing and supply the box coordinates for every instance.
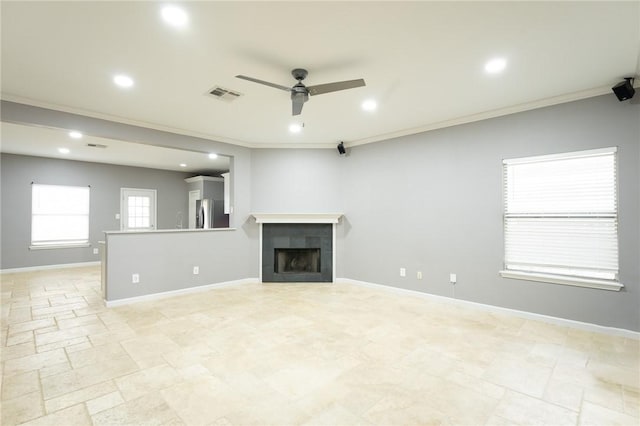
[292,68,308,81]
[292,84,309,103]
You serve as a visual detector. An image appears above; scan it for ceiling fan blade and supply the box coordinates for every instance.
[307,79,365,96]
[235,75,291,92]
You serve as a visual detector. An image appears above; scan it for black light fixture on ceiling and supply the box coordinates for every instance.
[611,77,635,101]
[337,141,346,155]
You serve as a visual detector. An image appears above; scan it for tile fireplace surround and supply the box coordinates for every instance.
[252,214,342,283]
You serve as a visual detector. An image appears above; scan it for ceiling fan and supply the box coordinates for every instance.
[236,68,365,116]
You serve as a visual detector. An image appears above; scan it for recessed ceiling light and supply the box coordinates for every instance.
[58,147,70,154]
[69,131,83,139]
[179,163,187,167]
[208,153,218,159]
[161,5,188,27]
[362,99,377,111]
[484,58,507,74]
[113,74,134,88]
[289,123,303,133]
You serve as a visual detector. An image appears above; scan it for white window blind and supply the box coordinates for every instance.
[503,147,618,283]
[31,184,90,247]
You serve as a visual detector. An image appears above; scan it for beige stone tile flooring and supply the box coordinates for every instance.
[1,266,638,426]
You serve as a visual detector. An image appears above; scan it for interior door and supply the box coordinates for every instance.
[120,188,157,231]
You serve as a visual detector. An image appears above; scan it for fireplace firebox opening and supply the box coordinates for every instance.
[275,248,320,274]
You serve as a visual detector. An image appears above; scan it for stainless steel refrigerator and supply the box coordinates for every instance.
[196,199,228,228]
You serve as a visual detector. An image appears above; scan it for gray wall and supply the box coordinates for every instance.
[250,148,345,213]
[342,94,639,331]
[0,154,192,269]
[105,229,250,301]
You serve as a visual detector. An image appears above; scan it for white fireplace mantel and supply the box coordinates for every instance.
[251,213,343,224]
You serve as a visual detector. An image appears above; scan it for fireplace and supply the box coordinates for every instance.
[261,223,333,282]
[253,213,342,283]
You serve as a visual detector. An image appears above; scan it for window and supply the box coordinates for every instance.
[120,188,156,231]
[500,147,622,291]
[127,196,151,228]
[31,184,90,248]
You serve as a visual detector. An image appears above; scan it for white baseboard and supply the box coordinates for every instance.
[1,261,101,274]
[105,278,258,307]
[11,264,632,338]
[338,278,639,340]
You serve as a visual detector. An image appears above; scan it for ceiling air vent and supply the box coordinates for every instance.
[207,86,242,102]
[87,143,107,149]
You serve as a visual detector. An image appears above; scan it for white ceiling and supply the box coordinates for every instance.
[1,1,639,152]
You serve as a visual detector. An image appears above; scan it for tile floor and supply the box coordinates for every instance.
[1,266,638,425]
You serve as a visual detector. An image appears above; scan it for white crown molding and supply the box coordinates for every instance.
[0,93,255,148]
[346,85,619,148]
[247,143,341,149]
[184,175,224,183]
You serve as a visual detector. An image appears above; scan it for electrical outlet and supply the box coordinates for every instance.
[93,248,99,255]
[450,273,457,284]
[400,268,406,277]
[417,271,423,280]
[193,266,199,275]
[132,273,140,284]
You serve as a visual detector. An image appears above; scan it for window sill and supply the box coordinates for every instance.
[30,243,91,250]
[499,270,623,291]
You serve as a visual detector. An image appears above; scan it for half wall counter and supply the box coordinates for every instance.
[102,227,254,305]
